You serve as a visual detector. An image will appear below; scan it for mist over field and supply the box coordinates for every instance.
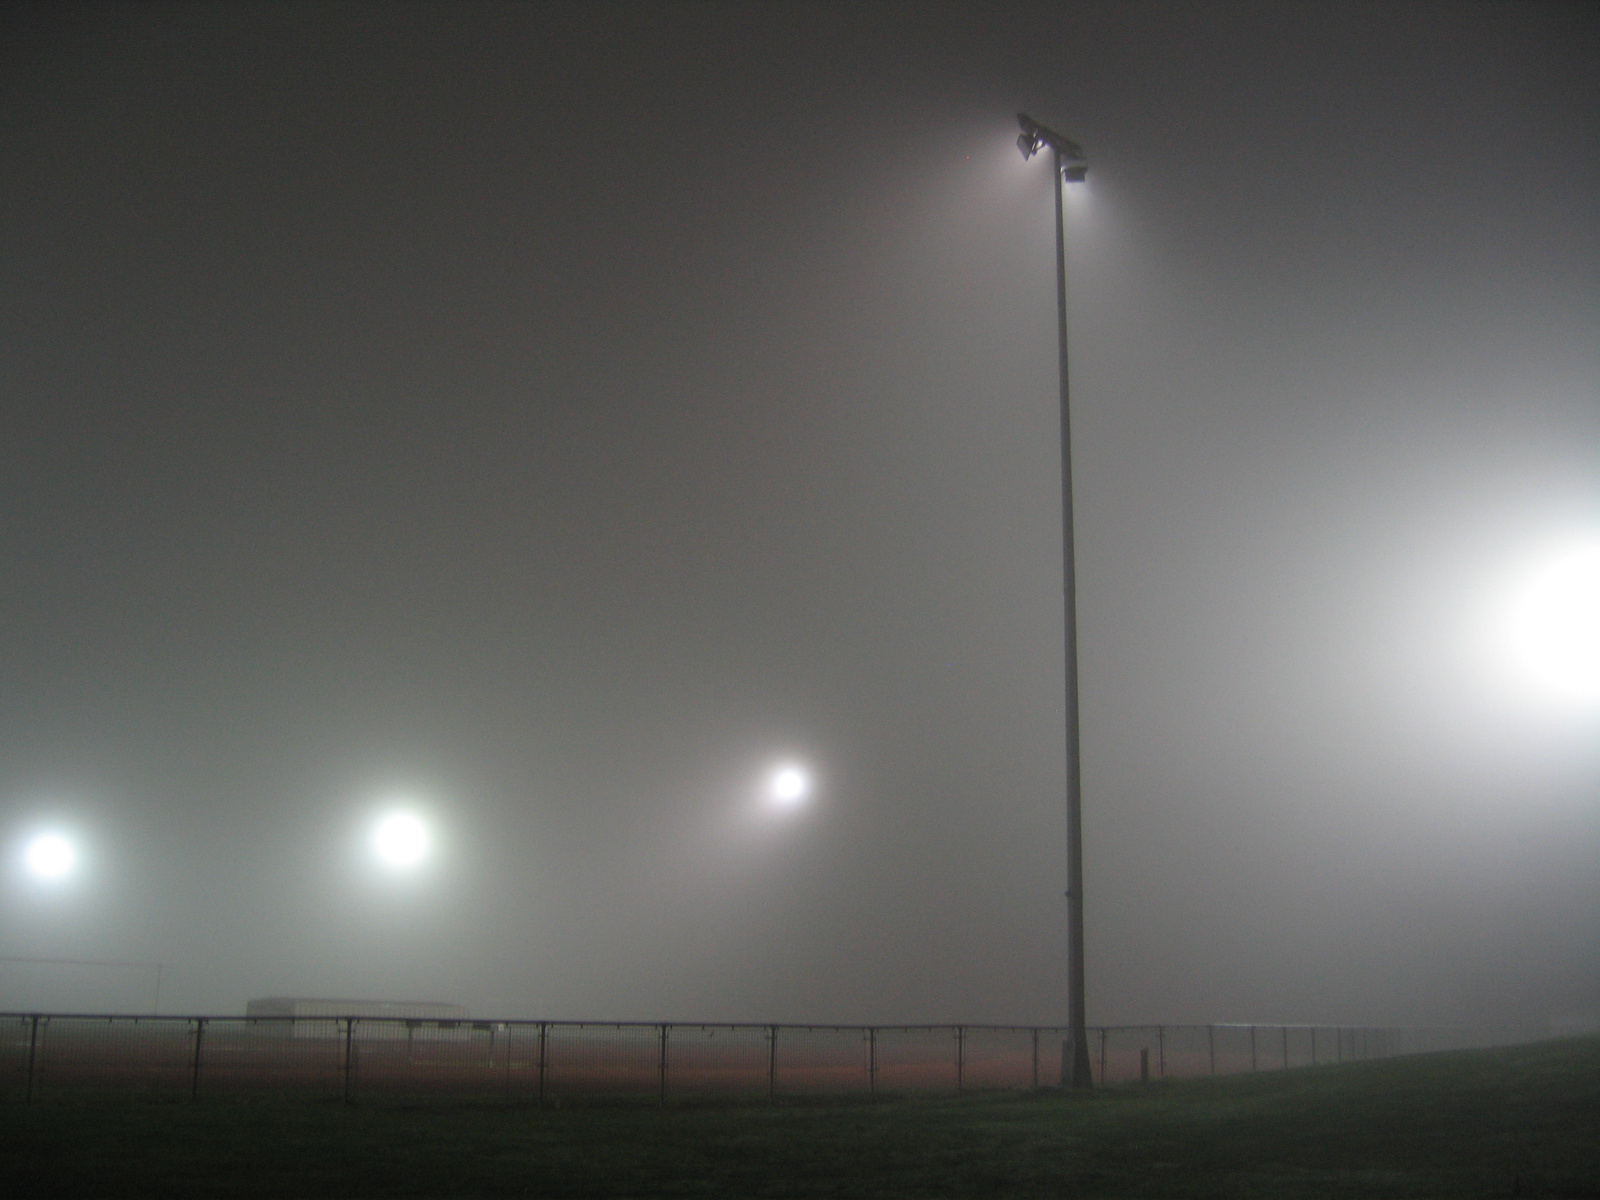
[0,1,1595,1041]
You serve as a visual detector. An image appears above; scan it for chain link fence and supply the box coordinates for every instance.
[0,1013,1478,1104]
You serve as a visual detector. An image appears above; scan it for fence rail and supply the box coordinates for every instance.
[0,1013,1477,1104]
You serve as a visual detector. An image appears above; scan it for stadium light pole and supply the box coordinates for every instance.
[1017,112,1093,1089]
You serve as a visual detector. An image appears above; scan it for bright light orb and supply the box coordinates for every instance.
[371,813,430,869]
[25,833,77,881]
[768,765,810,809]
[1510,545,1600,701]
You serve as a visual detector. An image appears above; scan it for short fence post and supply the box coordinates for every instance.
[1157,1026,1165,1078]
[1139,1047,1148,1083]
[955,1026,964,1093]
[1250,1024,1257,1072]
[1282,1025,1289,1070]
[1310,1026,1317,1066]
[1099,1027,1107,1085]
[1207,1024,1216,1075]
[658,1023,668,1106]
[25,1015,40,1103]
[537,1022,548,1107]
[767,1025,778,1102]
[190,1017,206,1100]
[1030,1028,1039,1090]
[343,1018,355,1103]
[867,1027,876,1100]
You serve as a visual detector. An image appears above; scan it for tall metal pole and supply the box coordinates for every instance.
[1054,145,1093,1090]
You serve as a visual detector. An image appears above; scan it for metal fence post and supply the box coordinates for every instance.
[1250,1024,1257,1072]
[190,1017,206,1100]
[955,1026,965,1093]
[343,1018,355,1103]
[1282,1025,1289,1070]
[1031,1028,1039,1090]
[1157,1026,1165,1078]
[657,1023,668,1106]
[1310,1026,1317,1066]
[867,1026,877,1099]
[1099,1027,1107,1085]
[25,1015,40,1103]
[537,1021,548,1107]
[767,1025,777,1102]
[1208,1024,1216,1075]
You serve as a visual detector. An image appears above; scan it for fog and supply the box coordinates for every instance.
[1,1,1594,1039]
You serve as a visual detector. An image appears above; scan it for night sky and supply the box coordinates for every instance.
[1,1,1595,1036]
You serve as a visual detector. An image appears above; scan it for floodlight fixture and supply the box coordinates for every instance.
[24,832,78,882]
[1510,543,1600,701]
[767,763,811,809]
[1017,113,1088,181]
[372,811,430,869]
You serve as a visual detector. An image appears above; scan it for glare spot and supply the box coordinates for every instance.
[768,765,810,809]
[1510,544,1600,701]
[372,813,430,868]
[25,833,77,881]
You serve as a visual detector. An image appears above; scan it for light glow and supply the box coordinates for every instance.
[768,764,810,809]
[24,833,77,881]
[1509,544,1600,701]
[371,812,430,869]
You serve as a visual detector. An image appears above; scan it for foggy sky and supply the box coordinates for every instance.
[1,1,1595,1037]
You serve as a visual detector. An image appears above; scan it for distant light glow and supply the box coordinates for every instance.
[25,833,77,881]
[768,764,810,809]
[1510,544,1600,701]
[372,812,430,868]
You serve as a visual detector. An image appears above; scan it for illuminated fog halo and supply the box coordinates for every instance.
[370,810,431,869]
[1510,544,1600,701]
[22,831,78,882]
[766,763,811,810]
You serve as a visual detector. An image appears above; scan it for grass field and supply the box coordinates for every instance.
[2,1036,1594,1197]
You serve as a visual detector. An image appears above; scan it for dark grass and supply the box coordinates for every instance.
[2,1037,1595,1197]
